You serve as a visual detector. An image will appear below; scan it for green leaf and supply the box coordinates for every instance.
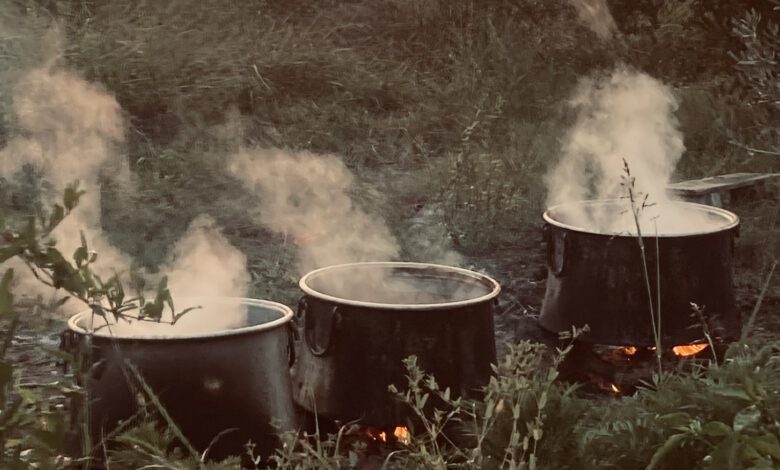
[63,182,84,212]
[52,296,70,309]
[105,274,125,308]
[171,306,200,324]
[711,386,752,402]
[140,301,164,321]
[700,421,732,438]
[537,390,547,409]
[734,405,761,432]
[73,246,88,268]
[746,433,780,460]
[708,434,741,469]
[0,245,23,264]
[743,376,766,401]
[656,412,692,428]
[47,204,65,230]
[647,433,687,470]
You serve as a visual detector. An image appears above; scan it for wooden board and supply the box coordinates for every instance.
[666,172,778,208]
[667,172,778,196]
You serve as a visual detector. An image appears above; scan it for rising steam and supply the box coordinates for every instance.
[228,149,400,274]
[545,68,715,234]
[0,32,252,334]
[568,0,617,39]
[103,215,251,336]
[547,68,684,206]
[164,215,250,301]
[0,58,132,303]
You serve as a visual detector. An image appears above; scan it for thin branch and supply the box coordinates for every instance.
[728,140,780,156]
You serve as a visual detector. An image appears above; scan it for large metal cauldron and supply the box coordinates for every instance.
[64,297,297,459]
[291,262,500,427]
[540,200,740,346]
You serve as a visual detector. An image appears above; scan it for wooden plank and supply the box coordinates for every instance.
[667,172,779,197]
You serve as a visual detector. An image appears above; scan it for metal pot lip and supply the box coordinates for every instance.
[299,261,501,311]
[66,296,294,341]
[542,199,740,237]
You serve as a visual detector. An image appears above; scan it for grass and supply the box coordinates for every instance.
[0,0,779,468]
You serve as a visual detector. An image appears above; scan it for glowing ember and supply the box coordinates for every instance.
[366,426,410,445]
[672,344,709,357]
[621,346,637,356]
[393,426,411,445]
[610,383,621,394]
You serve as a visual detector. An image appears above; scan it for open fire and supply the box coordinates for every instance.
[671,344,709,357]
[615,344,709,358]
[588,342,715,396]
[365,426,411,446]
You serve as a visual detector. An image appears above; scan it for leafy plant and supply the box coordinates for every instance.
[728,1,780,156]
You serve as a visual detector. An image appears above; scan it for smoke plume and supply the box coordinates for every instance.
[0,33,253,333]
[547,68,684,206]
[545,68,718,234]
[228,148,400,274]
[0,58,133,304]
[568,0,617,39]
[164,215,250,301]
[103,215,251,336]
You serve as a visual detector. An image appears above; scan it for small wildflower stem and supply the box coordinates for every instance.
[623,159,663,374]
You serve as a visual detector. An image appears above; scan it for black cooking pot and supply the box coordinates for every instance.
[539,200,740,346]
[291,262,500,427]
[63,297,297,460]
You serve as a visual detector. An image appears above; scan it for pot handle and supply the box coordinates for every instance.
[731,224,740,255]
[58,330,105,381]
[286,321,299,367]
[300,298,341,357]
[543,224,568,277]
[59,329,78,374]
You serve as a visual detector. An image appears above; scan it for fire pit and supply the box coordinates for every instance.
[291,262,500,428]
[539,199,740,347]
[63,297,297,459]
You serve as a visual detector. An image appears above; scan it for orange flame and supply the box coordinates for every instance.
[610,383,621,394]
[366,426,410,445]
[393,426,411,445]
[621,346,637,356]
[672,344,709,357]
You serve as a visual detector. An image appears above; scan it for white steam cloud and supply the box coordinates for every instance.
[546,68,715,234]
[568,0,616,39]
[547,68,684,206]
[0,60,132,303]
[0,33,251,335]
[164,215,250,301]
[104,215,251,336]
[228,149,400,274]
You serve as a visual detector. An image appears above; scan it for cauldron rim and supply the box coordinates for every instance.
[543,199,739,237]
[299,261,501,311]
[67,296,293,341]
